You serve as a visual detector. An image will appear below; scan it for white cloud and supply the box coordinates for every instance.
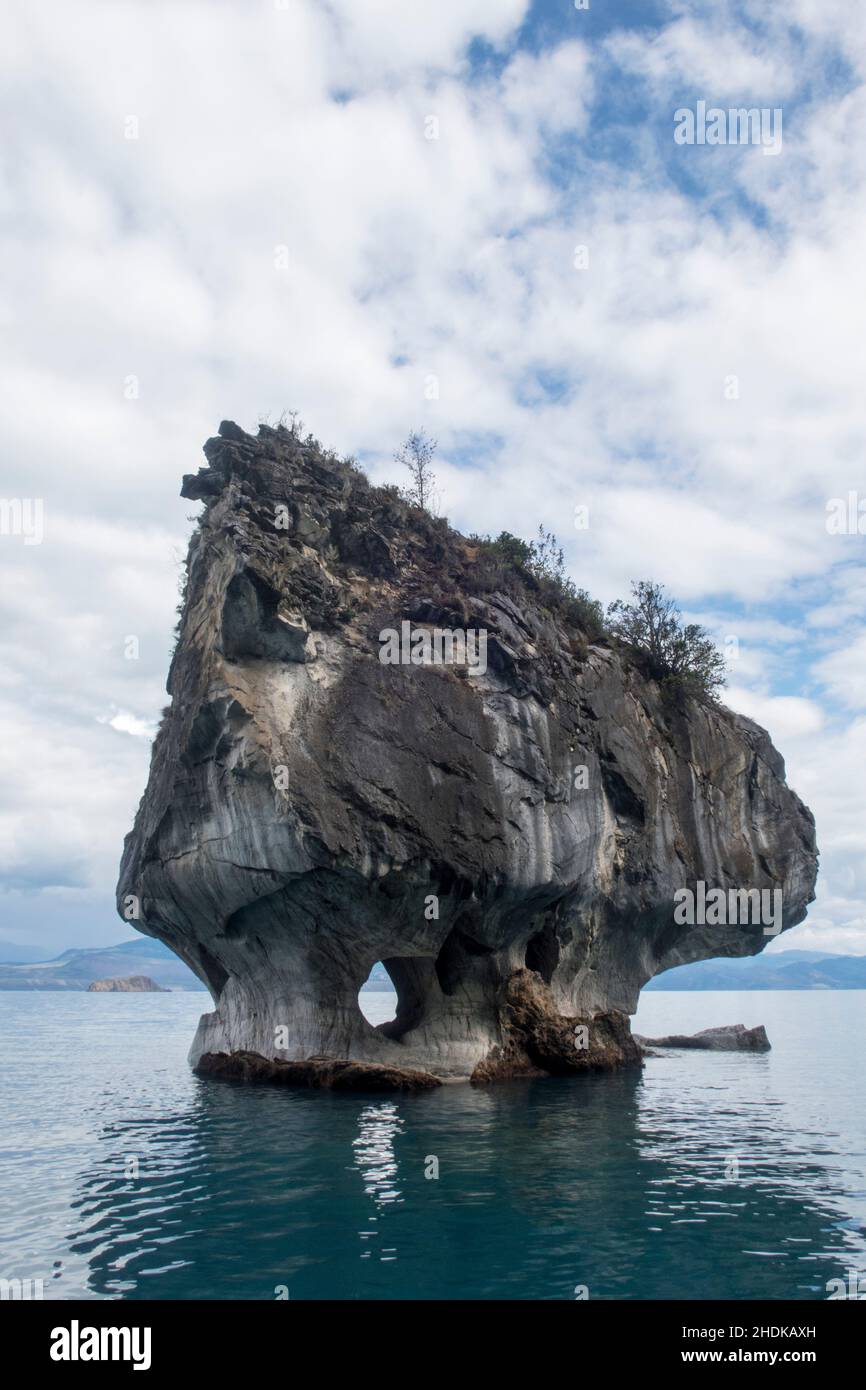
[103,712,158,739]
[815,632,866,709]
[317,0,530,80]
[1,0,864,951]
[725,690,824,741]
[608,16,796,98]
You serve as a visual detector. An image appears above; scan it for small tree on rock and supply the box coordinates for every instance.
[395,430,438,512]
[607,580,726,700]
[528,526,566,584]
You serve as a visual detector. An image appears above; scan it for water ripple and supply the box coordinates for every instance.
[1,990,864,1299]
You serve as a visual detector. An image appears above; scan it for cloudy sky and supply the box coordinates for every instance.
[1,0,865,956]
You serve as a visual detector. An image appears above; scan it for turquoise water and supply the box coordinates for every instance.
[1,990,864,1300]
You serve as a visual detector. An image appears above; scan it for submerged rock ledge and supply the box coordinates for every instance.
[195,1051,442,1091]
[118,420,817,1086]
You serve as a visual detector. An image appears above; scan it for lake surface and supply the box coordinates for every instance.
[1,990,864,1300]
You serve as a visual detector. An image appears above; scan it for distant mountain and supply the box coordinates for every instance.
[0,937,207,991]
[0,940,56,963]
[6,944,860,995]
[361,962,397,992]
[645,951,866,991]
[88,975,169,993]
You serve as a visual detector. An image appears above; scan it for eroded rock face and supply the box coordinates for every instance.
[470,969,640,1081]
[117,421,818,1081]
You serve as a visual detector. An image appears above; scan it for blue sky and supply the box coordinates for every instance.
[1,0,865,954]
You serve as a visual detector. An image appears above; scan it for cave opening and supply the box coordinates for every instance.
[358,956,437,1040]
[357,961,398,1027]
[525,922,560,985]
[435,925,494,995]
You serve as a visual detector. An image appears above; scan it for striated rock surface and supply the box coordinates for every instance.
[87,975,168,993]
[117,420,818,1083]
[634,1023,771,1052]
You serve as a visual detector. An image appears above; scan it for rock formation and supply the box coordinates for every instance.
[117,420,818,1085]
[634,1023,771,1052]
[87,976,168,993]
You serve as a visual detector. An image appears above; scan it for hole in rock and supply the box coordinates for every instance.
[525,923,560,984]
[358,962,398,1027]
[358,957,437,1039]
[222,571,309,663]
[435,926,494,996]
[599,761,645,825]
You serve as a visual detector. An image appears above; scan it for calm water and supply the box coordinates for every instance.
[1,990,864,1301]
